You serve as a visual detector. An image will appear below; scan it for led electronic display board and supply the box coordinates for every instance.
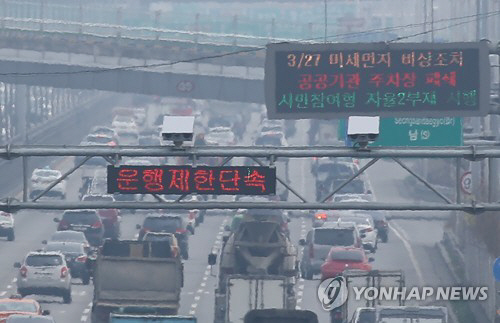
[107,165,276,195]
[265,42,490,119]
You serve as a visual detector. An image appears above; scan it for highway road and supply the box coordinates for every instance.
[0,100,458,323]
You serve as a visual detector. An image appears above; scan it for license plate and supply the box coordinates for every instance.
[72,225,87,231]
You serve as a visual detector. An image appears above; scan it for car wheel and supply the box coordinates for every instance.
[82,272,91,285]
[63,290,72,304]
[181,249,189,260]
[305,267,313,280]
[7,230,14,241]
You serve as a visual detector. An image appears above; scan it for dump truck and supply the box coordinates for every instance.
[91,240,184,323]
[110,314,196,323]
[212,210,298,323]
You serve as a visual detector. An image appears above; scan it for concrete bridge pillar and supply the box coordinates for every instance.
[14,84,28,143]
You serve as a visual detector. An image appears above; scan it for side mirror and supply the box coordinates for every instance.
[224,225,231,232]
[368,257,375,262]
[208,253,217,266]
[53,217,60,223]
[41,240,47,245]
[42,310,51,316]
[222,236,229,243]
[14,262,21,268]
[299,239,306,246]
[136,224,141,230]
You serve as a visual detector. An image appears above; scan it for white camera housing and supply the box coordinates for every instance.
[161,116,195,147]
[347,116,380,148]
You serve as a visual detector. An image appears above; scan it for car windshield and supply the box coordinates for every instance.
[114,115,134,122]
[362,211,387,221]
[144,234,173,242]
[330,250,364,262]
[45,243,84,254]
[33,170,58,178]
[0,302,37,313]
[51,231,86,243]
[317,163,353,178]
[86,135,111,144]
[82,195,114,202]
[208,118,231,128]
[255,135,281,146]
[62,211,99,225]
[314,229,355,246]
[338,216,371,226]
[143,217,182,232]
[26,255,62,266]
[357,310,376,322]
[336,180,365,194]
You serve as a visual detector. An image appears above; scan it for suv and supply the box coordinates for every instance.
[136,214,193,260]
[14,251,72,304]
[54,210,104,246]
[299,222,362,280]
[44,242,91,285]
[81,195,121,239]
[0,211,15,241]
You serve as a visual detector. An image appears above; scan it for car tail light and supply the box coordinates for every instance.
[76,255,87,263]
[59,220,69,230]
[315,213,327,220]
[20,266,27,278]
[363,227,373,233]
[92,221,102,229]
[60,266,68,278]
[176,228,187,234]
[309,244,314,259]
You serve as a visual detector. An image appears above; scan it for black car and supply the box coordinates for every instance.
[54,210,104,247]
[136,214,193,260]
[44,241,91,285]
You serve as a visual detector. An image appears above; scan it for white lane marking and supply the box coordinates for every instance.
[11,278,16,283]
[83,308,90,314]
[197,289,203,294]
[194,296,201,301]
[296,305,302,310]
[389,222,425,286]
[201,282,206,287]
[205,291,210,294]
[297,291,303,297]
[80,291,86,296]
[202,276,208,281]
[6,285,11,289]
[191,303,198,309]
[298,285,304,290]
[189,310,196,315]
[0,291,6,296]
[81,315,87,322]
[367,167,425,287]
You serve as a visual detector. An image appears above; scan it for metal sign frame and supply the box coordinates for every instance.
[265,41,491,119]
[0,144,499,214]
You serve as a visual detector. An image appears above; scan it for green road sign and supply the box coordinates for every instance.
[339,117,463,146]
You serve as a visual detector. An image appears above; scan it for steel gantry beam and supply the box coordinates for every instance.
[0,145,499,159]
[2,144,500,214]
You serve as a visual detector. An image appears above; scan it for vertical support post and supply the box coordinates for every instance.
[456,158,461,204]
[39,0,44,32]
[423,0,427,41]
[324,0,327,43]
[78,0,83,34]
[116,7,122,38]
[232,15,238,46]
[194,13,200,45]
[481,0,488,39]
[308,22,313,40]
[430,0,434,42]
[15,84,28,143]
[270,18,275,42]
[22,156,28,202]
[154,10,160,41]
[1,0,6,29]
[476,0,481,40]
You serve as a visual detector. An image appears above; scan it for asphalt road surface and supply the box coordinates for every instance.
[0,104,458,323]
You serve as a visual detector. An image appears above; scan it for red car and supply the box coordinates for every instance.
[321,246,374,280]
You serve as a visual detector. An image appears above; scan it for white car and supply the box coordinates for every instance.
[30,168,66,199]
[15,251,72,303]
[205,127,236,146]
[112,115,138,130]
[255,132,288,147]
[115,129,139,145]
[337,214,378,253]
[0,211,15,241]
